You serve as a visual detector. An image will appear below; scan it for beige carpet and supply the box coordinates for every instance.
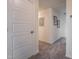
[29,38,71,59]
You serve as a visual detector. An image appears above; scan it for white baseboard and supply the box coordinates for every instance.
[66,54,72,59]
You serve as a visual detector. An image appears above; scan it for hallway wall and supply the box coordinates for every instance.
[56,9,66,39]
[38,8,58,44]
[38,9,49,43]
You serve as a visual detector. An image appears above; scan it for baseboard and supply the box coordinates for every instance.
[66,54,72,59]
[39,40,51,45]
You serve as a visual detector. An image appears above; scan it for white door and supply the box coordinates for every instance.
[7,0,38,59]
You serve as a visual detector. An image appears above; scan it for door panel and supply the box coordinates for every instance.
[7,0,38,59]
[13,0,36,59]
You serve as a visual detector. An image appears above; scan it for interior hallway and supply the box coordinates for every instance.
[7,0,72,59]
[29,38,71,59]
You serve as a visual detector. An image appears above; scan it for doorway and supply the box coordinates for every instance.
[29,0,68,59]
[34,0,69,59]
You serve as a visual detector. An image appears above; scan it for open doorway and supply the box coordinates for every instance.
[38,0,66,45]
[29,0,72,59]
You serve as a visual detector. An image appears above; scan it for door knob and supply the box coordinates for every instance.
[30,30,34,34]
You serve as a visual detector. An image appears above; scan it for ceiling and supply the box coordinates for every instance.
[39,0,66,11]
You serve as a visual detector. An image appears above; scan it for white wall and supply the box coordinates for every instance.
[38,9,50,43]
[50,8,66,42]
[38,8,58,44]
[66,0,72,58]
[55,9,66,39]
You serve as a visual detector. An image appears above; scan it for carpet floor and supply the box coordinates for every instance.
[29,39,71,59]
